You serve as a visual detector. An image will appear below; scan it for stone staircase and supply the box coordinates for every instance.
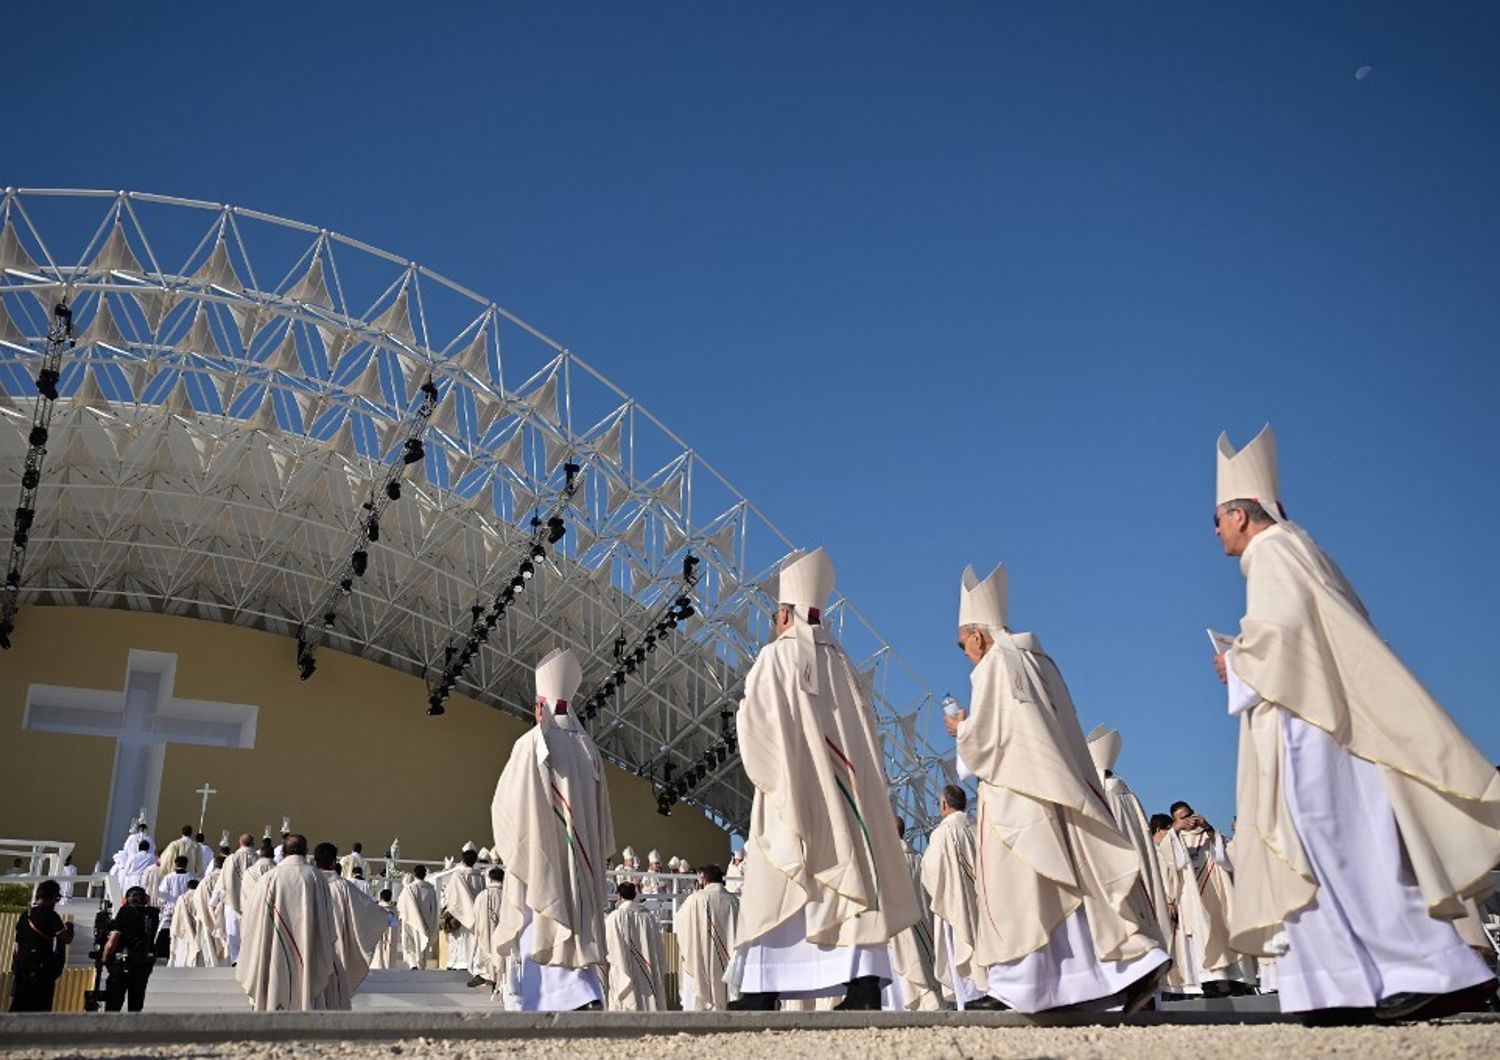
[145,968,501,1012]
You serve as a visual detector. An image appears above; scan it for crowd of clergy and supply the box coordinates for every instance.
[84,427,1500,1019]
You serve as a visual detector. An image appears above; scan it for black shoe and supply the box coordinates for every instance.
[833,975,882,1011]
[1378,979,1499,1023]
[573,999,602,1011]
[1121,961,1172,1016]
[728,991,780,1011]
[465,974,486,988]
[1301,1007,1377,1027]
[964,995,1009,1011]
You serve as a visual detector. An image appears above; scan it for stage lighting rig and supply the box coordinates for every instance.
[2,299,75,650]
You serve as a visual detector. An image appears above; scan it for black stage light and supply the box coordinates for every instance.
[402,438,425,465]
[15,507,33,532]
[564,461,581,490]
[613,635,627,659]
[471,603,484,622]
[546,516,566,544]
[351,549,368,577]
[633,646,646,664]
[474,627,489,644]
[421,379,440,401]
[386,480,402,501]
[427,701,446,717]
[0,621,12,650]
[623,658,637,675]
[35,368,60,402]
[519,559,534,580]
[366,516,380,542]
[12,530,26,548]
[298,655,316,681]
[323,611,336,629]
[29,426,48,448]
[22,469,40,490]
[682,554,700,583]
[675,596,695,620]
[530,543,546,562]
[340,577,353,595]
[510,575,525,594]
[5,568,19,587]
[660,616,677,632]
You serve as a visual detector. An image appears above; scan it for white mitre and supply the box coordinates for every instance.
[1086,723,1123,777]
[648,849,662,864]
[667,857,681,871]
[777,547,835,694]
[1216,424,1284,521]
[958,563,1008,630]
[622,845,637,863]
[461,840,477,853]
[478,846,492,861]
[535,647,583,711]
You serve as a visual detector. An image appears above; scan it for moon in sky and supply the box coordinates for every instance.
[1355,65,1374,80]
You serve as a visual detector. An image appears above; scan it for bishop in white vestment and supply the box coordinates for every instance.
[1213,425,1499,1019]
[884,818,943,1011]
[952,563,1169,1014]
[732,548,919,1010]
[443,844,488,980]
[223,835,257,964]
[490,648,613,1011]
[314,843,391,1010]
[604,882,667,1011]
[370,889,401,971]
[1087,726,1174,951]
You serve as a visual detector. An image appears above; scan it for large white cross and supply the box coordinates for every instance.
[22,649,258,857]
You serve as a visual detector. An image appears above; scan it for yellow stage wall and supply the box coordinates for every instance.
[0,606,730,872]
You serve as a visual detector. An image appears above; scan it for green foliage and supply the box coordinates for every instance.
[0,880,32,913]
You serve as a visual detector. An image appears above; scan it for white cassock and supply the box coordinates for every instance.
[222,845,257,964]
[157,871,193,942]
[736,549,917,1000]
[169,890,201,967]
[442,865,488,973]
[677,882,739,1011]
[491,649,612,1012]
[922,810,987,1008]
[884,838,943,1011]
[236,854,338,1011]
[396,877,439,970]
[338,852,367,879]
[1216,428,1500,1013]
[604,898,667,1011]
[955,564,1168,1014]
[370,900,402,970]
[320,870,392,1010]
[116,849,157,896]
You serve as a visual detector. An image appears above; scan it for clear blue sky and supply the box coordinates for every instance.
[7,2,1498,827]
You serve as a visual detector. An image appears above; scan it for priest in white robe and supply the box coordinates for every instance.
[396,865,439,970]
[1161,801,1254,995]
[191,865,229,967]
[604,881,666,1011]
[370,888,401,971]
[443,843,488,982]
[168,882,202,967]
[1087,726,1174,949]
[235,834,338,1011]
[725,850,745,895]
[491,648,613,1011]
[222,834,257,964]
[885,817,943,1011]
[950,563,1169,1014]
[1212,425,1499,1020]
[313,842,391,1010]
[156,858,194,959]
[731,548,919,1011]
[338,843,368,880]
[242,841,276,905]
[677,864,740,1011]
[116,841,157,898]
[469,867,508,987]
[922,784,990,1009]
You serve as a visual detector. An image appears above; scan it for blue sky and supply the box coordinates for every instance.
[6,2,1498,827]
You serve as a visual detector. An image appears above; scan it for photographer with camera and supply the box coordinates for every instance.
[97,885,159,1012]
[9,879,74,1011]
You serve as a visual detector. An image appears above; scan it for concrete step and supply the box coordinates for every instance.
[140,966,496,1012]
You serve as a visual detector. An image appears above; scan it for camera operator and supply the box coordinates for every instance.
[9,879,74,1011]
[97,885,159,1012]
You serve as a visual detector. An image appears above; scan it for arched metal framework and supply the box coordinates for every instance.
[0,189,954,841]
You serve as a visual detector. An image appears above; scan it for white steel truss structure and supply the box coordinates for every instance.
[0,188,954,841]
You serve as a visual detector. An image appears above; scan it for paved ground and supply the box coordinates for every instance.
[4,1017,1498,1059]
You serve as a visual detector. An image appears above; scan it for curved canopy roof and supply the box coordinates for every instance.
[0,188,952,840]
